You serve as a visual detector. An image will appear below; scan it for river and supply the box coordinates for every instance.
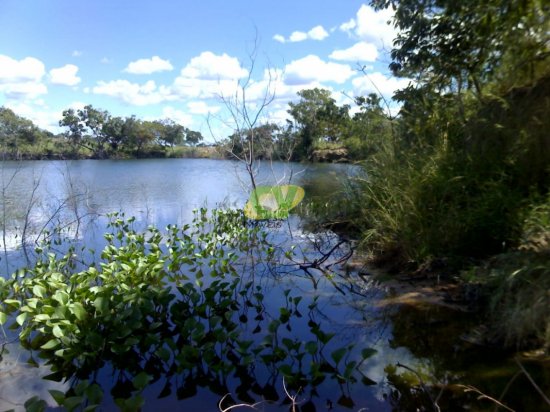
[0,159,547,411]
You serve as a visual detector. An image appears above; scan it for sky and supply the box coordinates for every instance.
[0,0,410,140]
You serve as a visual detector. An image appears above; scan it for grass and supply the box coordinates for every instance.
[344,73,550,349]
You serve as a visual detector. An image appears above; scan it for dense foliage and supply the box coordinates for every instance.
[0,209,375,410]
[343,0,550,349]
[0,105,204,160]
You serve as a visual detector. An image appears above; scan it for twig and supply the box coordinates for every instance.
[515,358,550,407]
[396,362,440,412]
[457,385,515,412]
[217,393,263,412]
[282,376,302,412]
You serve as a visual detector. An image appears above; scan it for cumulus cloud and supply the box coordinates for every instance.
[180,51,248,80]
[352,71,411,98]
[329,42,378,62]
[123,56,173,74]
[0,55,47,99]
[284,55,354,85]
[274,25,329,43]
[289,31,308,42]
[92,79,175,106]
[49,64,81,86]
[341,5,396,50]
[6,101,63,132]
[307,25,329,41]
[187,101,220,115]
[161,106,194,127]
[0,55,45,84]
[339,18,356,33]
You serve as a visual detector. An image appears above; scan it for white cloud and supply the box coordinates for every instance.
[276,25,330,43]
[0,55,45,84]
[92,79,175,106]
[180,51,248,80]
[307,25,329,41]
[0,82,47,100]
[352,71,411,98]
[0,55,47,100]
[289,31,308,42]
[284,55,354,85]
[341,5,396,50]
[72,50,83,57]
[329,42,378,62]
[171,77,239,100]
[101,57,111,64]
[187,101,220,115]
[123,56,173,74]
[161,106,193,127]
[49,64,81,86]
[6,101,62,132]
[340,18,356,33]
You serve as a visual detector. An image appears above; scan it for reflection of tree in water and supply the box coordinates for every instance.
[383,303,550,411]
[1,209,380,411]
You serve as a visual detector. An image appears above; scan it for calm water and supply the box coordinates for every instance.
[0,159,548,411]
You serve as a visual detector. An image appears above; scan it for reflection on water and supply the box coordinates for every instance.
[0,343,69,411]
[0,159,548,411]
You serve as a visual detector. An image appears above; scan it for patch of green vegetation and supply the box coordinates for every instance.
[0,209,375,410]
[343,0,550,350]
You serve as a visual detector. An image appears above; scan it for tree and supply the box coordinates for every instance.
[185,129,203,146]
[287,88,350,158]
[59,105,110,158]
[370,0,549,95]
[102,116,125,151]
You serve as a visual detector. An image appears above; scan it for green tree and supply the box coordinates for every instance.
[287,88,350,158]
[346,93,393,158]
[371,0,549,95]
[0,107,52,159]
[60,105,110,158]
[185,129,203,146]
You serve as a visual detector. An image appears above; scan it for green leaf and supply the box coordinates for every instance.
[0,311,7,325]
[48,389,66,406]
[85,383,103,405]
[331,347,348,365]
[4,298,21,308]
[52,325,64,338]
[63,396,84,411]
[361,348,377,360]
[32,284,47,298]
[93,296,109,314]
[132,372,152,390]
[70,302,87,321]
[16,312,27,325]
[305,340,318,355]
[40,339,60,350]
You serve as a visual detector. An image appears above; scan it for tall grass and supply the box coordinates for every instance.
[351,74,550,268]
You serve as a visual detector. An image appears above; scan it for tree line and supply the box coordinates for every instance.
[0,105,204,160]
[1,89,395,162]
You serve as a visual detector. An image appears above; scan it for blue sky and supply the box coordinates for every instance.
[0,0,409,139]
